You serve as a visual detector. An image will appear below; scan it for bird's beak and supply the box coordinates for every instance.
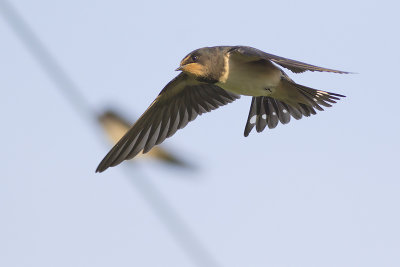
[175,66,183,71]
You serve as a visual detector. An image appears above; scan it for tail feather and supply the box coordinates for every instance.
[244,80,345,136]
[274,99,291,124]
[286,103,303,120]
[255,97,267,132]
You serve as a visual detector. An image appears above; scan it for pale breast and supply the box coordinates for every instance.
[217,55,282,96]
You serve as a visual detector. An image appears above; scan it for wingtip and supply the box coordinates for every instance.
[317,69,355,74]
[95,162,108,173]
[340,70,357,75]
[330,92,346,98]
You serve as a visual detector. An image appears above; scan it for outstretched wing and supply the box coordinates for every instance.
[98,110,190,167]
[229,46,350,74]
[96,73,240,172]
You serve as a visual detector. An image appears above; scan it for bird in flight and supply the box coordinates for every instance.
[96,46,349,172]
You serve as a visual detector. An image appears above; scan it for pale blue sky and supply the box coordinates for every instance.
[1,0,399,266]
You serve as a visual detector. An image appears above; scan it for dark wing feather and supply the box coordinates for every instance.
[96,73,240,172]
[229,46,351,74]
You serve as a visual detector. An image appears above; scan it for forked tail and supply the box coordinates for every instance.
[244,80,345,136]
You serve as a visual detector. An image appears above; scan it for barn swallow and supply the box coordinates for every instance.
[98,110,189,167]
[96,46,349,173]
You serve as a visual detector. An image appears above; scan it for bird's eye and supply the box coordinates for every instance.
[191,55,199,62]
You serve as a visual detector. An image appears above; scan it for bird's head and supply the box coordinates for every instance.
[176,47,225,83]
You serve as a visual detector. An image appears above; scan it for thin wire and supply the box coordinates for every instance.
[124,165,221,267]
[0,0,94,122]
[0,1,221,267]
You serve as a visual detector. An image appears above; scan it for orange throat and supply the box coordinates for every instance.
[181,63,206,77]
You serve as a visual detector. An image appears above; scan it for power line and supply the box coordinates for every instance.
[0,0,93,122]
[0,1,221,266]
[124,165,221,267]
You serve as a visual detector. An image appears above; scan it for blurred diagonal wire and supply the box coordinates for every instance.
[0,0,93,121]
[0,1,221,266]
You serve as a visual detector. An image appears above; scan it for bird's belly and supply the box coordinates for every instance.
[216,60,282,96]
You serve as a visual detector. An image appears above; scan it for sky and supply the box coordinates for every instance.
[1,0,400,266]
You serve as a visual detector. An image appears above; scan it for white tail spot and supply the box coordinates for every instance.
[250,115,257,124]
[272,112,277,116]
[283,109,288,113]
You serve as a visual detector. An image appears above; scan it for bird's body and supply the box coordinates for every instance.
[96,46,349,173]
[217,53,282,96]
